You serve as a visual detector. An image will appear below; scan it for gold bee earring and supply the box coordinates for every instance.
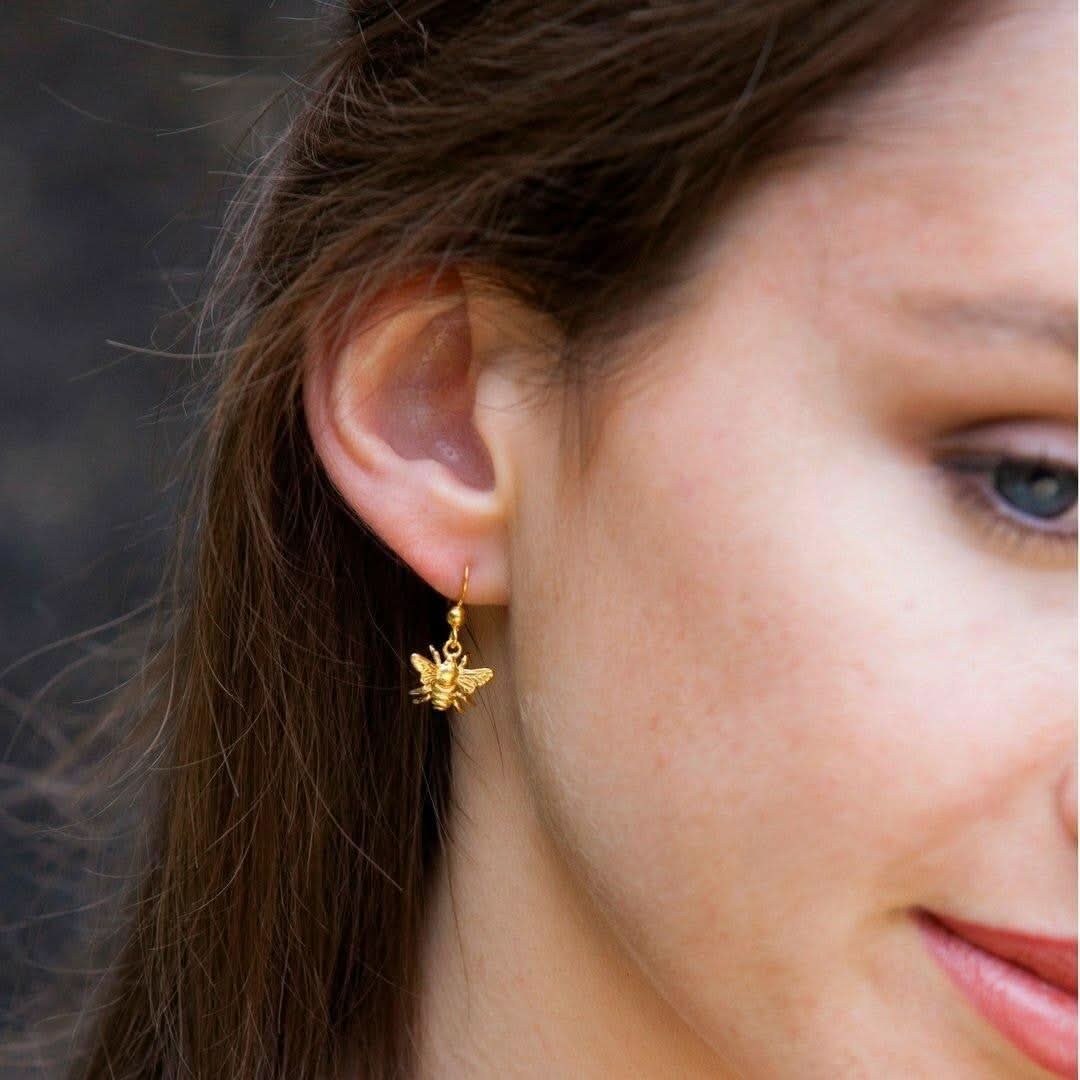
[409,565,494,712]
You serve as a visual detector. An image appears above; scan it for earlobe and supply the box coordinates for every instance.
[302,272,516,604]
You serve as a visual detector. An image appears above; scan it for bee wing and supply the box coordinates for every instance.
[455,666,494,695]
[410,652,439,689]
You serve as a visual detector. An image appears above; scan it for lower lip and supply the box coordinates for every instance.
[916,911,1077,1078]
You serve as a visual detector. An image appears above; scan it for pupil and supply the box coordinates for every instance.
[994,461,1077,520]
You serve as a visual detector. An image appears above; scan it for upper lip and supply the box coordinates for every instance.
[924,910,1077,995]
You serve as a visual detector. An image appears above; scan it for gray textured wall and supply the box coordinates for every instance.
[2,0,316,1025]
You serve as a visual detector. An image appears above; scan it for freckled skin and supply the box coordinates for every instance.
[414,4,1077,1078]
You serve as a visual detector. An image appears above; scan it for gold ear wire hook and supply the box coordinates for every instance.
[408,562,494,712]
[444,565,467,655]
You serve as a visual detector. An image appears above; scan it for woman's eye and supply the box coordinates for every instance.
[991,458,1077,520]
[937,451,1078,557]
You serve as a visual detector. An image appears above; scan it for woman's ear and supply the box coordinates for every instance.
[302,268,554,605]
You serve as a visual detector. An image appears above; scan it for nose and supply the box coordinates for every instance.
[1059,761,1077,844]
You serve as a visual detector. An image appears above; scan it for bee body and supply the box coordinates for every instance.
[410,644,494,712]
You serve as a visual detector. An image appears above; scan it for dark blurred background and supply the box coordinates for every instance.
[2,0,318,1033]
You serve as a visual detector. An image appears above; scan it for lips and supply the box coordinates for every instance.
[929,911,1077,995]
[917,909,1077,1078]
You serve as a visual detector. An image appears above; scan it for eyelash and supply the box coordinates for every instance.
[937,452,1078,557]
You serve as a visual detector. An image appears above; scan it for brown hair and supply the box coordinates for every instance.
[14,2,980,1077]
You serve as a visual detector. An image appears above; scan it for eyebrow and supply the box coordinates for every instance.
[895,291,1078,361]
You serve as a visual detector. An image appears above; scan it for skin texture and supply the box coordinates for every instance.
[303,2,1076,1076]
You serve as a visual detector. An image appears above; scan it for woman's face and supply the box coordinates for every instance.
[504,3,1075,1076]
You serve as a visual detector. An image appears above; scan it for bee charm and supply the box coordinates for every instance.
[410,566,494,712]
[410,642,494,712]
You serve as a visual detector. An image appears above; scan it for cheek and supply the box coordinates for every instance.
[514,348,888,886]
[510,356,888,969]
[507,327,1069,1037]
